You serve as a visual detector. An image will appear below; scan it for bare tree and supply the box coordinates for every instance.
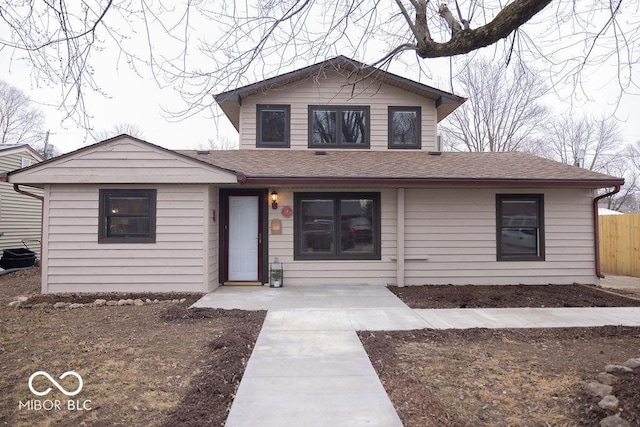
[0,1,637,123]
[441,59,548,152]
[200,135,239,151]
[609,141,640,212]
[541,115,622,172]
[93,123,145,142]
[0,80,45,146]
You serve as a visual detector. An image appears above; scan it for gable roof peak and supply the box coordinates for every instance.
[215,55,466,130]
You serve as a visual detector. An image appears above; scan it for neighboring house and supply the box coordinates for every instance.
[1,56,624,293]
[0,145,43,260]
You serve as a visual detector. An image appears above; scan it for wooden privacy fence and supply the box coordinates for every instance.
[599,213,640,277]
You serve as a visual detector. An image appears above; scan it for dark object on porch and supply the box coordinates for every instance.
[0,248,36,270]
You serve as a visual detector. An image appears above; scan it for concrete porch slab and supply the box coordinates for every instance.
[190,285,276,310]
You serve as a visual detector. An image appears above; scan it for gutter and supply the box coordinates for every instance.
[237,175,624,188]
[593,185,622,279]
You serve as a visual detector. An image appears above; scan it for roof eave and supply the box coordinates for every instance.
[238,176,625,188]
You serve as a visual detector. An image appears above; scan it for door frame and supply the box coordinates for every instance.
[219,189,268,284]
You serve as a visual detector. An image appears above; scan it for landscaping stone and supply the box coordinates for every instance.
[145,298,152,304]
[597,372,619,385]
[106,300,118,306]
[622,357,640,369]
[153,299,159,304]
[598,395,619,411]
[600,415,632,427]
[585,381,613,398]
[125,298,134,305]
[133,298,144,306]
[94,299,107,306]
[117,299,127,306]
[8,300,21,307]
[180,298,186,303]
[53,302,68,309]
[69,303,84,309]
[605,364,633,374]
[32,302,50,309]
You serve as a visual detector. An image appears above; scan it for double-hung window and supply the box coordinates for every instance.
[257,104,290,148]
[388,107,421,149]
[99,189,157,243]
[295,193,380,260]
[496,194,544,261]
[309,106,370,148]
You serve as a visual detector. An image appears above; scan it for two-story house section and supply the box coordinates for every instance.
[215,56,460,151]
[2,56,624,293]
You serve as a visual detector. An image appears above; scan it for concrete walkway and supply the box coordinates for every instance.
[192,285,640,426]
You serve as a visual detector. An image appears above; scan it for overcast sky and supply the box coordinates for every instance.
[1,3,639,155]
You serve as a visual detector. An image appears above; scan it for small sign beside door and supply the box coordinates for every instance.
[270,218,282,235]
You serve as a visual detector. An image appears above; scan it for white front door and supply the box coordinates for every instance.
[228,196,259,281]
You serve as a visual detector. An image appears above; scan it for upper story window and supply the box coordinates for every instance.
[257,104,290,148]
[21,157,32,168]
[388,107,421,149]
[99,189,157,243]
[496,194,545,261]
[308,105,370,149]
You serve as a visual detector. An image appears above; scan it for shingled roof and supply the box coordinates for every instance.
[179,149,624,188]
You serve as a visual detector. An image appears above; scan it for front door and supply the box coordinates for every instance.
[227,195,261,282]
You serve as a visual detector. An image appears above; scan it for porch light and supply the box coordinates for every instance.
[271,191,278,210]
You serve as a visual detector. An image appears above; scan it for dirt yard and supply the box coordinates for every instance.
[3,269,639,426]
[364,283,640,426]
[0,268,265,426]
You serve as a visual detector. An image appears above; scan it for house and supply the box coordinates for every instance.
[0,56,624,293]
[0,144,43,260]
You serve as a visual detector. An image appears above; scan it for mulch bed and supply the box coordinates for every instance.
[160,307,266,427]
[388,284,640,308]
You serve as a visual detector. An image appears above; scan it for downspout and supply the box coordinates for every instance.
[12,184,45,255]
[593,185,621,279]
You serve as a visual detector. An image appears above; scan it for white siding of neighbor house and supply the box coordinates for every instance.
[42,184,212,293]
[0,151,43,258]
[266,188,397,286]
[239,70,438,151]
[402,187,598,285]
[265,187,598,286]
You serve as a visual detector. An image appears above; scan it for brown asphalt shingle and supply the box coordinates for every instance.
[178,149,622,184]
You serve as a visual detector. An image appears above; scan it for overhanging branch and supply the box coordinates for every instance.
[416,0,552,58]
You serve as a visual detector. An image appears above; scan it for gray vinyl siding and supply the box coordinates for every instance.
[265,186,597,286]
[0,151,42,259]
[402,187,597,285]
[43,184,210,293]
[10,138,238,185]
[239,70,438,151]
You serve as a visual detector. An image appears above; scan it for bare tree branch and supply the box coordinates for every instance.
[0,80,45,146]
